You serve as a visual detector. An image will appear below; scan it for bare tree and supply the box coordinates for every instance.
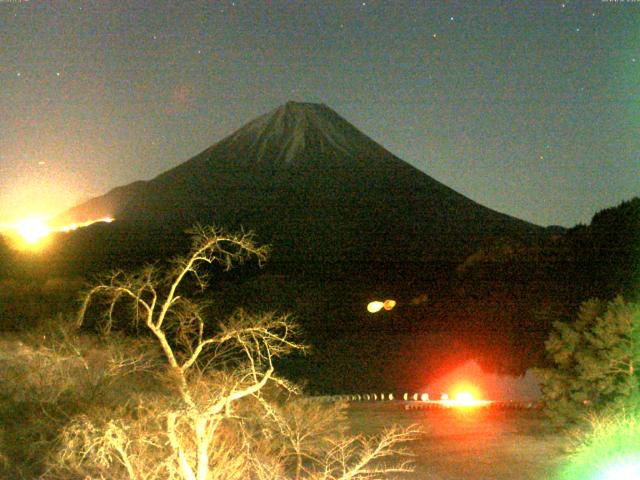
[53,225,418,480]
[254,400,420,480]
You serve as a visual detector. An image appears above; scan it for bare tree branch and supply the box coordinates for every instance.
[60,225,418,480]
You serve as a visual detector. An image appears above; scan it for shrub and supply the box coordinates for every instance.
[0,315,160,478]
[538,296,640,426]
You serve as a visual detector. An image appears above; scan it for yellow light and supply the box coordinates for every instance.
[3,216,115,251]
[15,218,51,245]
[455,391,475,406]
[434,381,493,408]
[441,386,492,408]
[367,301,384,313]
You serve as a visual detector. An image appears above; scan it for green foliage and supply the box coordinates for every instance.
[539,297,640,426]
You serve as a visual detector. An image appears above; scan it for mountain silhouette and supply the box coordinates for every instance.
[55,101,544,264]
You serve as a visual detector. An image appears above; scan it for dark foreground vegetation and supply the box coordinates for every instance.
[0,197,638,478]
[1,226,419,479]
[2,198,638,393]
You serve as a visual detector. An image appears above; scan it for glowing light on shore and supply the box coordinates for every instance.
[439,396,492,408]
[408,383,492,408]
[442,387,492,408]
[454,391,477,406]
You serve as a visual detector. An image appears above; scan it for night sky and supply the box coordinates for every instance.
[1,0,638,228]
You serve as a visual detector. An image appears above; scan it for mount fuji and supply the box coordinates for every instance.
[55,101,544,264]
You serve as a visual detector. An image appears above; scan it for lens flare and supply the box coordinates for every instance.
[558,410,640,480]
[599,458,640,480]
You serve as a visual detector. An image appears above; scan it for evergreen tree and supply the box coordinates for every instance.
[539,296,640,425]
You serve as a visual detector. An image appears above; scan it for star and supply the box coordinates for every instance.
[449,16,454,21]
[433,33,437,38]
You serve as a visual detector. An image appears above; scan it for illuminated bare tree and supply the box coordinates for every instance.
[255,400,420,480]
[56,225,418,480]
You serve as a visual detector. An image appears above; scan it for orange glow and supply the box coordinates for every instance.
[451,382,480,400]
[383,299,396,311]
[444,383,492,408]
[2,216,114,251]
[454,391,475,405]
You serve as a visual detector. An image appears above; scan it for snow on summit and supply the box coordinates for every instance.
[223,101,377,165]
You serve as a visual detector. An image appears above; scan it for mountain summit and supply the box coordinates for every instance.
[220,101,376,165]
[56,102,543,263]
